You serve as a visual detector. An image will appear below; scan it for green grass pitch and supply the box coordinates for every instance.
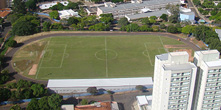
[31,35,183,80]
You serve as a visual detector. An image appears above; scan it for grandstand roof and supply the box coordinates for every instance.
[47,77,153,88]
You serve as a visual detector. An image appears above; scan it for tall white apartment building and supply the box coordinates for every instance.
[192,50,221,110]
[152,51,197,110]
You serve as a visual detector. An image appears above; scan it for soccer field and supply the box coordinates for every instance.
[14,35,184,80]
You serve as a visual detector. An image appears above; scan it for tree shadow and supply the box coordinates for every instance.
[62,97,82,105]
[118,103,125,110]
[15,43,24,47]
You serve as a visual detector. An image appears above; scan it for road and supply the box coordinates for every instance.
[4,32,201,85]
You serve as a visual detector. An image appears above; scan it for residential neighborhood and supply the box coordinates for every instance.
[0,0,220,109]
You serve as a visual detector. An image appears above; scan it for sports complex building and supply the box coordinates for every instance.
[47,77,153,93]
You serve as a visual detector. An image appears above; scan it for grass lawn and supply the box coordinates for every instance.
[13,35,184,80]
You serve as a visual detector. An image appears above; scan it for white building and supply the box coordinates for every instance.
[58,9,80,19]
[192,50,221,110]
[97,0,180,19]
[136,95,152,110]
[152,51,197,110]
[39,1,69,10]
[215,29,221,41]
[179,7,195,23]
[47,77,153,93]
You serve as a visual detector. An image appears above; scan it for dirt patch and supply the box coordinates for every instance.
[164,45,188,48]
[190,37,207,49]
[28,64,38,75]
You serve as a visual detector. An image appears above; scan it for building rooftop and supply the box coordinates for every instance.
[47,77,153,88]
[75,102,113,110]
[180,11,195,15]
[99,0,179,13]
[156,53,168,61]
[61,104,74,110]
[137,95,152,106]
[163,63,196,71]
[205,59,221,67]
[39,1,68,10]
[126,9,169,20]
[215,29,221,40]
[169,51,188,56]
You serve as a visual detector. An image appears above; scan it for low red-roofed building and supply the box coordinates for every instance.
[0,8,11,18]
[75,101,119,110]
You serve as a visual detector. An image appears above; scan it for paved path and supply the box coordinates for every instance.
[4,32,201,85]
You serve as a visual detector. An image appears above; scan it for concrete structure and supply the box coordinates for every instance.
[215,29,221,41]
[136,95,152,110]
[179,7,195,22]
[152,51,197,110]
[58,9,80,19]
[192,50,221,110]
[61,104,74,110]
[125,9,169,21]
[97,0,180,19]
[39,1,69,10]
[47,77,153,93]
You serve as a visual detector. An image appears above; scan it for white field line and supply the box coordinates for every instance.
[158,36,168,52]
[35,37,51,79]
[60,44,67,68]
[105,36,108,78]
[42,49,54,61]
[144,43,154,66]
[40,44,66,68]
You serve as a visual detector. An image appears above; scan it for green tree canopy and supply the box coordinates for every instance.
[49,11,59,20]
[142,17,150,25]
[65,2,79,9]
[167,25,178,33]
[0,18,4,25]
[160,14,168,21]
[6,40,17,47]
[50,2,65,10]
[68,17,80,25]
[118,17,129,27]
[48,94,63,109]
[80,99,88,105]
[13,0,26,14]
[25,0,37,11]
[0,88,11,102]
[87,87,98,95]
[182,25,195,34]
[31,84,47,97]
[10,104,22,110]
[12,21,37,36]
[38,96,51,110]
[50,23,64,30]
[43,21,51,31]
[27,98,39,110]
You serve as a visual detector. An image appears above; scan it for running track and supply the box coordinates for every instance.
[4,32,201,85]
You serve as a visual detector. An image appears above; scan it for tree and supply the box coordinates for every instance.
[142,17,150,25]
[0,88,11,102]
[107,90,114,95]
[87,87,98,95]
[0,69,10,84]
[182,25,194,34]
[12,21,36,36]
[13,0,26,14]
[100,14,114,24]
[80,99,88,105]
[65,2,79,9]
[0,18,4,25]
[48,94,63,110]
[21,89,33,99]
[50,2,64,10]
[49,11,59,20]
[25,0,37,11]
[126,23,140,32]
[50,23,63,30]
[43,21,51,31]
[150,16,157,20]
[140,25,149,32]
[166,4,179,23]
[31,84,47,97]
[160,14,168,21]
[169,15,179,23]
[10,104,22,110]
[159,24,166,29]
[118,17,129,27]
[111,0,123,3]
[68,17,80,25]
[7,40,17,47]
[27,98,39,110]
[167,25,178,33]
[152,25,159,32]
[89,23,109,31]
[135,85,145,92]
[7,13,23,24]
[91,0,102,3]
[38,96,51,110]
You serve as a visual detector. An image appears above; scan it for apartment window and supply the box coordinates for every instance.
[208,70,214,73]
